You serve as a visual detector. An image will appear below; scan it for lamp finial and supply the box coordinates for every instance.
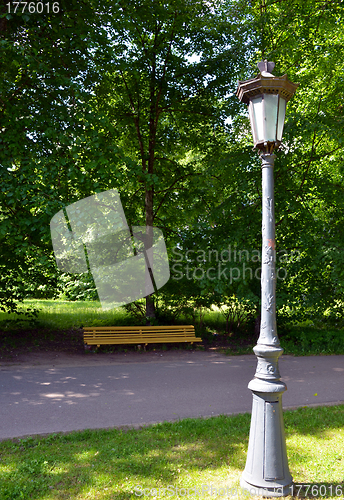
[257,60,275,75]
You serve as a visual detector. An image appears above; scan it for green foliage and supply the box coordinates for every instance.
[123,299,147,324]
[280,324,344,356]
[0,0,253,318]
[0,0,114,313]
[56,273,98,302]
[246,0,344,316]
[216,295,258,336]
[1,0,344,325]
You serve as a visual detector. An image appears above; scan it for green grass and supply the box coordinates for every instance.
[0,299,232,331]
[0,405,343,499]
[0,299,132,330]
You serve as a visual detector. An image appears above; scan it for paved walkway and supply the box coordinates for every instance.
[0,351,343,440]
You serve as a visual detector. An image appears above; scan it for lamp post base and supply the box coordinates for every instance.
[240,477,293,498]
[240,391,292,497]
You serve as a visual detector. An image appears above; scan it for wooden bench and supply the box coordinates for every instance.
[83,325,202,348]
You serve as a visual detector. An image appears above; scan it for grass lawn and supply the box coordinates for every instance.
[0,405,343,500]
[0,299,131,331]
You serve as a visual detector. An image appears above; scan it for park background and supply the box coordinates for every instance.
[1,2,344,499]
[1,0,344,353]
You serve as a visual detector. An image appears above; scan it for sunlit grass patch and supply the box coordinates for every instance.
[0,298,131,330]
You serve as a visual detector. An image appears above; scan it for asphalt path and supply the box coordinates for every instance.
[0,351,344,440]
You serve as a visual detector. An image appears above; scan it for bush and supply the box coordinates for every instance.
[57,273,98,301]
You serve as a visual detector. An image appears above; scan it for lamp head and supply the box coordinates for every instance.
[236,61,299,154]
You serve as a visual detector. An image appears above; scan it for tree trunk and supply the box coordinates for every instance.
[145,187,155,324]
[145,47,158,325]
[145,294,155,324]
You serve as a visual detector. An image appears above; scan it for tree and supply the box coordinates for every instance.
[0,0,106,312]
[89,0,253,321]
[0,0,253,321]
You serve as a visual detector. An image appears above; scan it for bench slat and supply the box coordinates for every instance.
[83,337,200,341]
[83,325,195,330]
[83,336,200,339]
[85,340,200,344]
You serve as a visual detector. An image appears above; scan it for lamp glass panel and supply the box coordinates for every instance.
[264,93,279,142]
[251,96,264,142]
[277,97,286,141]
[248,101,257,144]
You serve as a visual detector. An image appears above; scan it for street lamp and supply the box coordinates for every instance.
[236,61,298,497]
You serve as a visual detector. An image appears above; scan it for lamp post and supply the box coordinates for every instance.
[236,61,298,497]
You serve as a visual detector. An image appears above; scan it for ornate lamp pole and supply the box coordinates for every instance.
[236,61,298,497]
